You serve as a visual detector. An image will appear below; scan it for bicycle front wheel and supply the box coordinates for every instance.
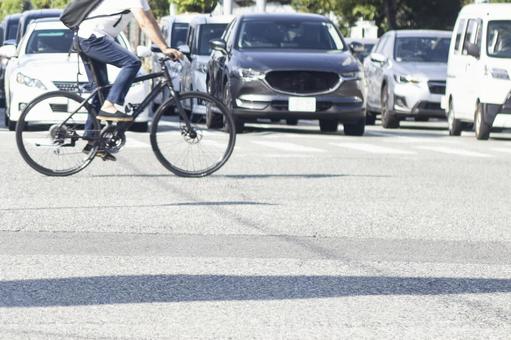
[150,92,236,177]
[16,91,100,177]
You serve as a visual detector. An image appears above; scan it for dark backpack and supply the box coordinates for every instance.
[60,0,130,32]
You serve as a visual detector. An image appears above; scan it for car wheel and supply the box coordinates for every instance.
[319,119,338,133]
[474,103,490,140]
[223,81,244,134]
[206,103,224,129]
[381,85,399,129]
[130,122,149,133]
[286,118,298,126]
[234,117,245,134]
[365,113,376,125]
[344,119,366,136]
[447,101,463,136]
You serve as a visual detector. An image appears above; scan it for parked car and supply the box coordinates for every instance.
[0,14,21,108]
[364,30,451,128]
[0,19,151,131]
[207,13,366,135]
[345,38,378,63]
[180,15,233,117]
[442,3,511,140]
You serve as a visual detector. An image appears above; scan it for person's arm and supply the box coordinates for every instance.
[131,8,183,60]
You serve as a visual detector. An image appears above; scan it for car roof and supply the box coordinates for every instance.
[239,13,329,22]
[19,9,62,20]
[393,30,452,38]
[460,3,511,20]
[345,38,378,44]
[189,15,234,27]
[4,13,22,23]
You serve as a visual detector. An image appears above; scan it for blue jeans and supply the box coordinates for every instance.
[78,35,141,137]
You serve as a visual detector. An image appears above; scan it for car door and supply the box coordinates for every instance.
[372,34,391,110]
[447,18,466,117]
[211,19,236,98]
[458,18,481,118]
[366,35,389,109]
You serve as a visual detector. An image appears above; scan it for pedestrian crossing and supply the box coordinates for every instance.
[119,132,511,160]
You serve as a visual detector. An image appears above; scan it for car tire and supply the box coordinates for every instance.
[130,122,149,133]
[344,119,366,136]
[4,109,15,131]
[319,119,338,133]
[224,81,244,134]
[381,85,400,129]
[447,100,463,136]
[206,105,224,129]
[474,103,491,141]
[286,118,298,126]
[365,113,376,125]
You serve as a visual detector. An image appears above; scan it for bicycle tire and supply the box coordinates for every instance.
[16,91,100,177]
[150,92,236,177]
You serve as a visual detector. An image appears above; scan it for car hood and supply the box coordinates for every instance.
[394,62,447,80]
[234,50,359,73]
[16,54,121,82]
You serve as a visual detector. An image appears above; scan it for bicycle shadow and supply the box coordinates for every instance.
[1,274,509,308]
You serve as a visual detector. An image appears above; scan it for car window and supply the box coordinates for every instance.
[463,19,480,55]
[237,20,344,50]
[7,20,18,40]
[375,35,388,54]
[224,19,237,50]
[394,37,451,63]
[487,20,511,59]
[187,26,195,51]
[25,29,74,54]
[196,24,227,55]
[382,35,394,57]
[454,19,466,54]
[171,23,189,48]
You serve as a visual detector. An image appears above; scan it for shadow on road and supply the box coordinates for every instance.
[90,174,391,179]
[1,275,510,308]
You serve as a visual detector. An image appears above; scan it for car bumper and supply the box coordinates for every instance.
[393,82,446,118]
[231,78,366,122]
[484,93,511,128]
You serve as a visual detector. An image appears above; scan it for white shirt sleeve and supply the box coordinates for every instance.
[129,0,151,11]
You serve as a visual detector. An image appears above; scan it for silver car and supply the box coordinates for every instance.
[364,30,451,128]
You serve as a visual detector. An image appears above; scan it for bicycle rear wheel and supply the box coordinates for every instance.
[150,92,236,177]
[16,91,100,177]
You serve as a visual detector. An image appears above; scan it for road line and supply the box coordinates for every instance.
[125,138,150,148]
[416,146,492,158]
[330,142,416,155]
[252,141,326,153]
[492,147,511,154]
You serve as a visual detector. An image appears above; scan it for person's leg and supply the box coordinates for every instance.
[82,57,109,139]
[80,36,141,110]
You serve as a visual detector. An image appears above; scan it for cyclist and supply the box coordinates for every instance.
[78,0,183,158]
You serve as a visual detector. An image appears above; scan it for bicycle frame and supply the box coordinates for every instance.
[58,57,192,132]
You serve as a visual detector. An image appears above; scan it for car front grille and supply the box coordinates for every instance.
[418,102,442,111]
[428,80,446,95]
[50,104,68,112]
[53,81,89,92]
[265,71,340,94]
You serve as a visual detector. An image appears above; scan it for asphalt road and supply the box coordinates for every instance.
[1,111,511,339]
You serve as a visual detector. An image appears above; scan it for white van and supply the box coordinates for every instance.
[443,4,511,140]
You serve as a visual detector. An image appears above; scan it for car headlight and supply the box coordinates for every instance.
[237,68,265,81]
[394,74,422,84]
[198,63,209,74]
[487,67,510,80]
[16,72,47,90]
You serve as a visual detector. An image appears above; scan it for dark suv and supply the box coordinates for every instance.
[207,14,366,134]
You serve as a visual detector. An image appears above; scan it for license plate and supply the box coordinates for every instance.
[289,97,316,112]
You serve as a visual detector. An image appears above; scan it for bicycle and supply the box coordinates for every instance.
[15,56,236,178]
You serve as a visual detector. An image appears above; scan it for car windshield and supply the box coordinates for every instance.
[487,21,511,58]
[25,29,74,54]
[171,23,189,48]
[197,23,227,55]
[237,20,345,50]
[395,37,450,62]
[7,21,19,40]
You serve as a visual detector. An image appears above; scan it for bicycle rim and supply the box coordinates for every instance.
[150,92,236,177]
[16,91,100,177]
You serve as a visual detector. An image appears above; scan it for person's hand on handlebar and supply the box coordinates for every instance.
[162,47,184,61]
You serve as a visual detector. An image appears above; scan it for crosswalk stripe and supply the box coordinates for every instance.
[330,142,416,155]
[416,146,492,158]
[125,138,150,148]
[252,141,326,153]
[492,147,511,154]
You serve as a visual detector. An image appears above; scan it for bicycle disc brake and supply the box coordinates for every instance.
[100,125,126,154]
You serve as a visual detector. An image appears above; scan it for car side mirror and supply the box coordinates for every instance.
[370,53,387,64]
[210,39,227,54]
[178,44,191,56]
[136,45,152,58]
[0,45,17,59]
[466,43,480,59]
[349,42,365,54]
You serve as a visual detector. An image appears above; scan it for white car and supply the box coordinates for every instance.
[443,3,511,140]
[0,19,151,131]
[180,15,233,116]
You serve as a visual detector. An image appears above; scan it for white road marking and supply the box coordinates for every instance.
[492,147,511,154]
[330,142,416,155]
[252,141,326,153]
[416,146,492,158]
[125,138,150,148]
